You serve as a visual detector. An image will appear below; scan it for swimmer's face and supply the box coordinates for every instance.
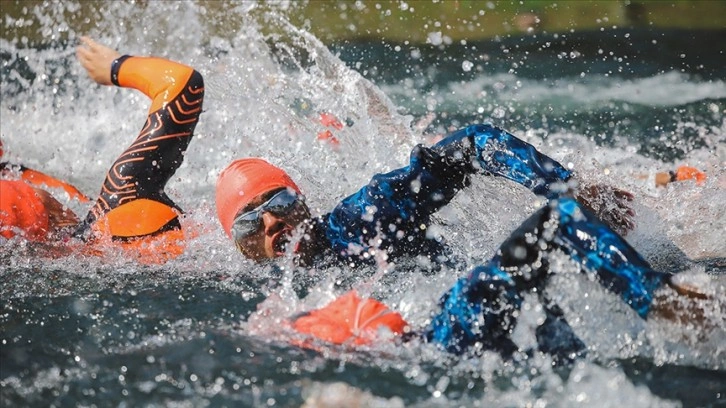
[231,188,311,261]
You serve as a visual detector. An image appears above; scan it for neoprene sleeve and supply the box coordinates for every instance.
[77,56,204,237]
[425,197,669,355]
[323,124,572,261]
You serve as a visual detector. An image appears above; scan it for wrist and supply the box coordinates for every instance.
[110,55,132,86]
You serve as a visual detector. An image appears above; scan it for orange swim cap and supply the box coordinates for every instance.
[674,166,706,185]
[215,158,301,238]
[0,180,49,241]
[292,290,409,346]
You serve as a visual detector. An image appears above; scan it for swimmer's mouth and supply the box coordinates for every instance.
[272,229,292,256]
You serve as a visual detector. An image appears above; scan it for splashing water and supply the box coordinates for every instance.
[1,2,725,406]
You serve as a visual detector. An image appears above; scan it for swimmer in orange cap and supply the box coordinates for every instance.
[217,125,713,359]
[216,124,636,266]
[216,158,311,261]
[1,37,204,263]
[655,165,707,187]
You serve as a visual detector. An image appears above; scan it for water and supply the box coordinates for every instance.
[1,2,725,406]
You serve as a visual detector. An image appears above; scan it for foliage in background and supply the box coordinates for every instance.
[2,0,726,46]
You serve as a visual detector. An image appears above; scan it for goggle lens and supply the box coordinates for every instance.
[231,189,305,241]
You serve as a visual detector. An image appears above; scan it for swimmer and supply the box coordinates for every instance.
[1,37,204,263]
[215,124,710,359]
[216,123,635,265]
[655,165,706,187]
[289,197,714,358]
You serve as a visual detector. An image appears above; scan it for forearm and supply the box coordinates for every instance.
[425,263,522,355]
[433,124,573,199]
[550,198,669,317]
[0,162,89,202]
[114,56,196,114]
[493,197,667,318]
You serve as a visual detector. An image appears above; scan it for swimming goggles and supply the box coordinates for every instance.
[231,189,306,240]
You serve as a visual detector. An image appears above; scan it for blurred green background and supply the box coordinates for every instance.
[2,0,725,45]
[292,0,726,43]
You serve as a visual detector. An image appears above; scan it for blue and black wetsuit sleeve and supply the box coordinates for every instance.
[544,198,669,317]
[430,124,573,199]
[324,143,465,261]
[323,124,573,261]
[425,197,670,356]
[493,197,668,317]
[323,124,572,261]
[425,263,522,356]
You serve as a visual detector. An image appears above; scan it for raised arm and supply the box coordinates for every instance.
[431,124,573,198]
[434,124,634,235]
[323,142,471,261]
[75,37,205,239]
[323,124,574,261]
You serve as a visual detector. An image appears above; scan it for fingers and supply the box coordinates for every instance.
[32,187,80,231]
[581,185,636,236]
[613,194,636,235]
[75,36,119,86]
[78,35,93,50]
[609,203,635,236]
[613,188,634,201]
[75,36,96,62]
[574,182,637,236]
[606,213,632,237]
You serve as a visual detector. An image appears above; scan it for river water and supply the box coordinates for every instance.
[1,2,725,407]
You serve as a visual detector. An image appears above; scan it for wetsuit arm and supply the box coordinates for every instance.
[425,197,668,355]
[0,162,89,202]
[425,264,522,355]
[324,143,468,260]
[78,56,205,237]
[431,124,573,199]
[323,124,572,260]
[493,197,667,317]
[546,198,669,317]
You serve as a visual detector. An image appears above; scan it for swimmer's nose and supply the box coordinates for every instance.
[262,211,286,236]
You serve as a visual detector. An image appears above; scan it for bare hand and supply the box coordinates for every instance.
[574,183,635,236]
[76,36,120,85]
[650,276,715,331]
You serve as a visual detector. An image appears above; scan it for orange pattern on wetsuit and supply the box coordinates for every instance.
[78,56,205,240]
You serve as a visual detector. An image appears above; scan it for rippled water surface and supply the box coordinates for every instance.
[1,2,725,407]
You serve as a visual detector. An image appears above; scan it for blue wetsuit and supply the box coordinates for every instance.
[306,124,572,264]
[303,123,669,357]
